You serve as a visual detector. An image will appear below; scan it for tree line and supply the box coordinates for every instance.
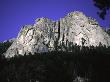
[0,41,110,82]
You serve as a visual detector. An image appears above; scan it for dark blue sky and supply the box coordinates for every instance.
[0,0,110,42]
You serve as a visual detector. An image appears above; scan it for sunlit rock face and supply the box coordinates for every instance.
[5,11,110,57]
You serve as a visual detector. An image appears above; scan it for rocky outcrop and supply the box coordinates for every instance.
[3,38,15,43]
[4,11,110,57]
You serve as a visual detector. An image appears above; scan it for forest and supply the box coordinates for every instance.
[0,41,110,82]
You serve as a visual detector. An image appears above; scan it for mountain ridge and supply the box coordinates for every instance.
[4,11,110,57]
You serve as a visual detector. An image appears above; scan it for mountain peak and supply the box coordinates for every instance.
[67,11,84,16]
[4,11,110,57]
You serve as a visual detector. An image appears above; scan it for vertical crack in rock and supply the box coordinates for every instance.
[4,11,110,57]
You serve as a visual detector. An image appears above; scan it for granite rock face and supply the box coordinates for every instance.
[5,11,110,57]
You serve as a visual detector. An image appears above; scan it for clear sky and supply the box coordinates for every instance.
[0,0,110,42]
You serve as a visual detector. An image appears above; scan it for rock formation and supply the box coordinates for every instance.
[4,11,110,57]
